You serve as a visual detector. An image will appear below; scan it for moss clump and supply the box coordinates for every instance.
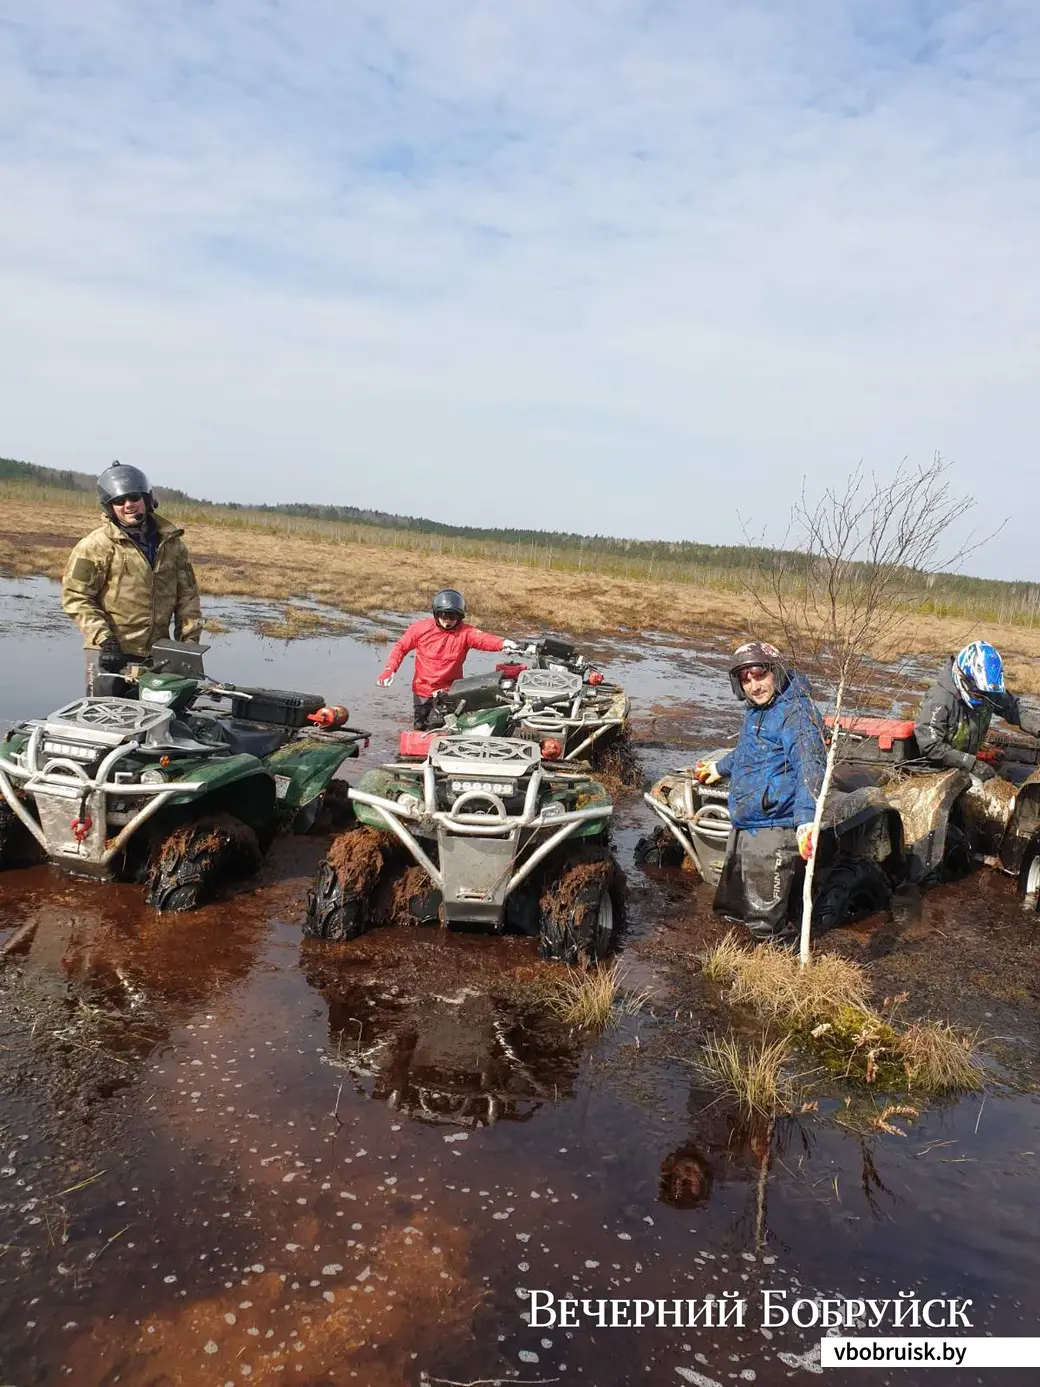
[700,934,982,1096]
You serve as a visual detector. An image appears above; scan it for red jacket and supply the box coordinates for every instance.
[380,617,505,697]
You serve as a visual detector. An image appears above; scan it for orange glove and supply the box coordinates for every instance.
[796,823,815,861]
[693,760,722,785]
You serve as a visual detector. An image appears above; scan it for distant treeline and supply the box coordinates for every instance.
[0,456,92,492]
[1,453,780,569]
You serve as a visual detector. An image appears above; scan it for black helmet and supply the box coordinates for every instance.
[728,641,790,700]
[432,588,466,618]
[97,462,155,513]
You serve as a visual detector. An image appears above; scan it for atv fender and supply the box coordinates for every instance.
[265,740,358,809]
[167,753,273,805]
[882,769,971,883]
[817,786,904,880]
[998,767,1040,875]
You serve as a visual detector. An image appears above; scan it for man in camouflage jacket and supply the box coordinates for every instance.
[62,462,202,690]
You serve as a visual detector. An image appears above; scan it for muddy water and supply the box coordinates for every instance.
[2,579,1039,1386]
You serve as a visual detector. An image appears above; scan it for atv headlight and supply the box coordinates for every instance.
[140,768,167,785]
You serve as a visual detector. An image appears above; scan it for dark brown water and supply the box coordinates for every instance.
[2,578,1039,1386]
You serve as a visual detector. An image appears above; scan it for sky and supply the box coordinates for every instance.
[1,1,1038,579]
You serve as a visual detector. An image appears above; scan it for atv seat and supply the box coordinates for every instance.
[141,719,228,758]
[222,722,287,760]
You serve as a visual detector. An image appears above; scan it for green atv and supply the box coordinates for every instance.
[0,640,369,911]
[304,732,622,962]
[398,636,634,777]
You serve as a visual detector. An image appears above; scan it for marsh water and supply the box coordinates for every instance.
[1,577,1038,1386]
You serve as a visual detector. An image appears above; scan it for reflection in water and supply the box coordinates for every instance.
[658,1142,713,1209]
[307,971,581,1129]
[0,883,266,1121]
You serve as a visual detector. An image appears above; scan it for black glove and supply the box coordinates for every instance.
[98,636,126,673]
[971,757,997,782]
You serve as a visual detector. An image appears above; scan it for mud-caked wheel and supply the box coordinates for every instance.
[146,813,262,913]
[538,851,624,964]
[812,858,892,932]
[592,729,640,787]
[1017,836,1040,913]
[304,827,397,942]
[634,825,686,869]
[939,820,974,882]
[0,800,43,870]
[293,779,356,835]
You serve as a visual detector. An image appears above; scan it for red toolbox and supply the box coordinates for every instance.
[824,715,918,764]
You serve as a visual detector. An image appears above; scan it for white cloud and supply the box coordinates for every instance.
[1,0,1038,576]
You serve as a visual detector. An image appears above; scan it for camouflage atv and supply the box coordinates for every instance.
[820,715,1040,900]
[636,748,904,931]
[304,732,622,962]
[637,714,1040,929]
[0,640,368,911]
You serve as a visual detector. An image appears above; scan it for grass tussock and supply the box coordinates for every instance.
[702,933,870,1025]
[698,1031,795,1119]
[899,1019,984,1093]
[700,932,982,1095]
[549,960,652,1030]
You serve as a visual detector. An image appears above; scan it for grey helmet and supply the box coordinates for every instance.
[97,461,156,514]
[432,588,466,618]
[728,641,790,701]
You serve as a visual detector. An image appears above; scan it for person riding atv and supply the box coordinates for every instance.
[62,462,202,694]
[694,642,826,942]
[914,642,1040,783]
[376,589,520,730]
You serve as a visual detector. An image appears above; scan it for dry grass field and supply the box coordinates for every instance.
[5,485,1040,692]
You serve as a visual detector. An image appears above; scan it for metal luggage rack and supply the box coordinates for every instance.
[0,700,206,864]
[347,734,612,898]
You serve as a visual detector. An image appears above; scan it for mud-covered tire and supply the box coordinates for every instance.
[812,858,892,932]
[305,857,370,940]
[538,852,624,963]
[1017,836,1040,912]
[939,820,974,882]
[293,779,356,835]
[634,826,686,869]
[405,884,443,926]
[592,729,640,787]
[0,800,42,869]
[304,827,397,942]
[145,814,262,913]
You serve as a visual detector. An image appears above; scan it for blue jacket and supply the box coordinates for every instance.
[717,673,826,831]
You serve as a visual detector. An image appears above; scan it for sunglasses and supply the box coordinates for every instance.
[113,493,145,505]
[737,664,770,683]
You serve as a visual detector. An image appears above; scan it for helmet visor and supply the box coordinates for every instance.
[736,664,770,684]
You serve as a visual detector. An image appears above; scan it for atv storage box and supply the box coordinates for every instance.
[825,715,918,765]
[230,688,326,728]
[443,673,504,712]
[540,637,577,662]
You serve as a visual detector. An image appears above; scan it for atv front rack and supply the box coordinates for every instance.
[0,723,205,865]
[348,762,612,899]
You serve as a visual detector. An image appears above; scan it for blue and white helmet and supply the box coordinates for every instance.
[954,641,1004,708]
